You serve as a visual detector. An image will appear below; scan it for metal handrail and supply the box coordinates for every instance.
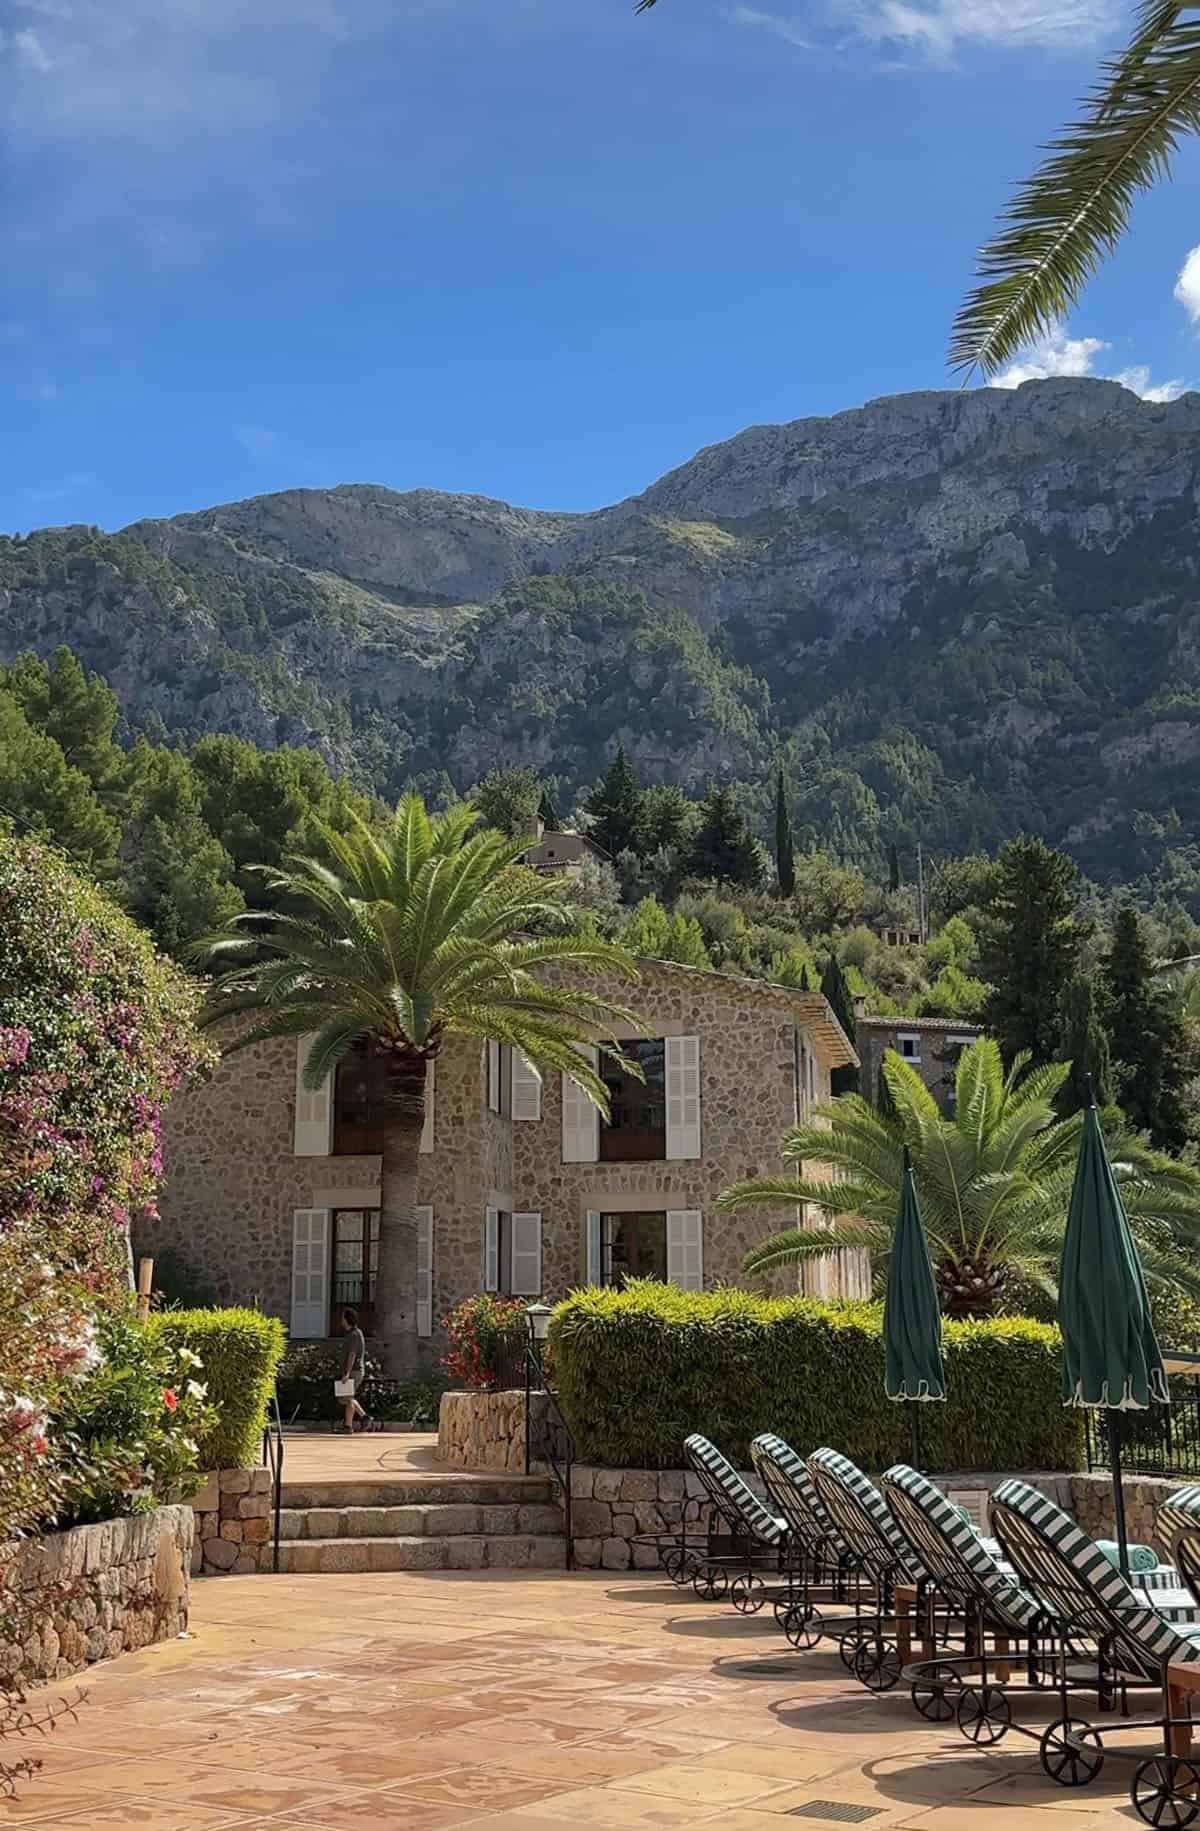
[261,1388,284,1574]
[524,1343,575,1568]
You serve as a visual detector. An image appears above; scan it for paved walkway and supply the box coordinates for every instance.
[6,1566,1150,1828]
[277,1432,505,1489]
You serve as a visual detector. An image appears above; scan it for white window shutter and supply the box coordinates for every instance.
[293,1036,333,1156]
[667,1210,704,1290]
[510,1212,543,1296]
[665,1035,701,1161]
[487,1039,501,1113]
[511,1051,542,1122]
[484,1206,500,1293]
[420,1057,435,1154]
[290,1207,330,1336]
[586,1210,602,1285]
[561,1045,599,1162]
[415,1205,434,1336]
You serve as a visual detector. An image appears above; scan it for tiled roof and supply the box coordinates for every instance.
[857,1015,985,1034]
[627,955,859,1069]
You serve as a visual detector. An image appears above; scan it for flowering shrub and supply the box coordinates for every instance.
[0,830,212,1544]
[440,1294,527,1390]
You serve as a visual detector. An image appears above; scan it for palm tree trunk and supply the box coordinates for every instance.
[375,1050,429,1375]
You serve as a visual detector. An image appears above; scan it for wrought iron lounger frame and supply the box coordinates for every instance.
[750,1433,862,1643]
[637,1433,795,1607]
[991,1476,1200,1825]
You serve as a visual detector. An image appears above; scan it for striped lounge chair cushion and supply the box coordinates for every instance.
[992,1478,1200,1680]
[683,1434,787,1547]
[752,1434,837,1547]
[881,1463,1042,1633]
[807,1446,920,1582]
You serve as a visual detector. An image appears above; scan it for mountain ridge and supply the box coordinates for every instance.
[5,375,1200,904]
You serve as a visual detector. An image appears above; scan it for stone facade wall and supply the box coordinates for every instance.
[856,1018,982,1114]
[0,1506,192,1687]
[438,1388,548,1473]
[1070,1472,1188,1559]
[191,1468,276,1575]
[154,961,861,1372]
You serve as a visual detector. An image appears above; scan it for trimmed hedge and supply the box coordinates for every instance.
[549,1283,1084,1473]
[150,1307,285,1469]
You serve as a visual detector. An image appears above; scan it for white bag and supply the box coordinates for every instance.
[333,1378,356,1400]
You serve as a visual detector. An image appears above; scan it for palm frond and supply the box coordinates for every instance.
[951,0,1200,375]
[742,1222,884,1279]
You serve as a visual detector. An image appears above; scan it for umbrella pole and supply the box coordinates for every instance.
[910,1404,921,1472]
[1106,1411,1130,1580]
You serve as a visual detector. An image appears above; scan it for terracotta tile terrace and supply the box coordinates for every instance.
[7,1556,1147,1828]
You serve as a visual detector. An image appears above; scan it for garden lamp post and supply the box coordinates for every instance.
[524,1302,553,1475]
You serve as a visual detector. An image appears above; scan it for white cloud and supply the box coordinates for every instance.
[1174,246,1200,325]
[731,0,1116,63]
[235,421,278,461]
[730,6,811,48]
[994,324,1184,401]
[13,28,52,70]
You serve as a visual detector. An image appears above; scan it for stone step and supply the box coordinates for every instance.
[278,1502,563,1542]
[279,1478,554,1510]
[276,1534,566,1574]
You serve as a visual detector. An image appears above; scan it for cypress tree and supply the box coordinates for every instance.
[1104,906,1190,1149]
[979,836,1086,1067]
[537,787,559,829]
[875,1052,898,1119]
[1056,974,1113,1116]
[583,746,642,858]
[820,953,861,1095]
[888,843,901,894]
[774,766,795,899]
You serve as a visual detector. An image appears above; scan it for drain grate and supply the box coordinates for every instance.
[788,1805,883,1824]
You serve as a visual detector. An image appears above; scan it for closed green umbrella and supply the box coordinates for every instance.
[1058,1097,1169,1576]
[884,1148,946,1468]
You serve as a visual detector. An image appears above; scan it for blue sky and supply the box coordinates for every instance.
[5,0,1200,532]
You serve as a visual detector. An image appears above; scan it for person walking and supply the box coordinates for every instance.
[340,1307,370,1433]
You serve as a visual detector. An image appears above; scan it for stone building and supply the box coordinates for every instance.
[152,958,863,1370]
[855,1013,984,1113]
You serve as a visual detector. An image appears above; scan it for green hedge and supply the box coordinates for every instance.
[150,1308,286,1469]
[549,1284,1083,1473]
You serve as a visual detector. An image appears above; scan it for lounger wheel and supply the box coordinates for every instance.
[693,1565,729,1601]
[774,1594,799,1627]
[1039,1717,1104,1788]
[730,1573,766,1615]
[661,1547,684,1582]
[782,1602,822,1649]
[1131,1756,1200,1827]
[955,1683,1011,1746]
[839,1632,862,1670]
[911,1663,962,1722]
[851,1635,902,1693]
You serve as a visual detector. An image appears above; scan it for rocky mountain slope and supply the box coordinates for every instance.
[5,376,1200,897]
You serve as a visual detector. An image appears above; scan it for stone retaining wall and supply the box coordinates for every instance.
[191,1468,275,1575]
[0,1506,192,1687]
[1070,1472,1187,1557]
[438,1389,548,1473]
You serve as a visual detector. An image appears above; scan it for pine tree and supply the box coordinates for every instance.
[820,953,861,1094]
[471,766,542,838]
[875,1052,898,1119]
[584,746,642,858]
[1104,907,1191,1149]
[773,766,795,898]
[538,787,560,830]
[979,836,1087,1066]
[686,786,766,888]
[1056,974,1113,1116]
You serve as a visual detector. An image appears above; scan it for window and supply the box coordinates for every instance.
[333,1044,389,1154]
[600,1212,668,1286]
[330,1208,379,1329]
[486,1042,513,1117]
[897,1033,922,1065]
[496,1211,512,1293]
[600,1039,666,1161]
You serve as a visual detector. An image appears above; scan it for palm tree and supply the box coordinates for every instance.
[951,0,1200,377]
[197,794,640,1362]
[718,1037,1200,1319]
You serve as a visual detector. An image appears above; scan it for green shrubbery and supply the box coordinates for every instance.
[149,1308,285,1468]
[550,1282,1083,1473]
[276,1342,445,1426]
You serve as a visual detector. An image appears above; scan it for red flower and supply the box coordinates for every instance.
[162,1387,177,1412]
